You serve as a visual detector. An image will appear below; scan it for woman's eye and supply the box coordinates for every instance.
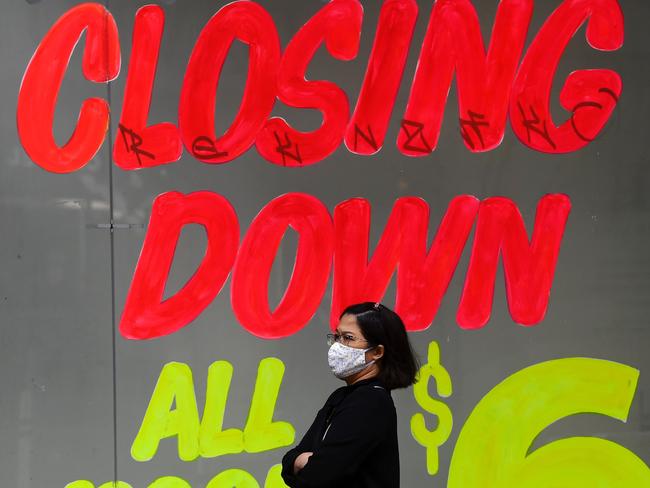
[344,335,355,342]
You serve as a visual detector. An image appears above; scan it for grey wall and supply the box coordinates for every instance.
[1,1,649,487]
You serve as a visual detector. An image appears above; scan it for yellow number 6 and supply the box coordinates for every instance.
[448,358,650,487]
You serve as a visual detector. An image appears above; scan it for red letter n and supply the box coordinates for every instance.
[457,194,571,329]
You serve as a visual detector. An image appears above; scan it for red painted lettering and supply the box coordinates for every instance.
[332,195,479,331]
[121,193,571,339]
[457,194,572,329]
[120,192,239,340]
[399,0,532,155]
[114,5,182,169]
[510,0,623,153]
[255,0,362,166]
[345,0,418,155]
[16,3,120,173]
[179,1,280,164]
[230,193,334,338]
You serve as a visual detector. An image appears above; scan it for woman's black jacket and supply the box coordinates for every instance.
[281,378,399,488]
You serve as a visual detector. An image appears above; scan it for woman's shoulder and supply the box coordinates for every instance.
[323,380,395,412]
[322,384,351,408]
[346,381,396,411]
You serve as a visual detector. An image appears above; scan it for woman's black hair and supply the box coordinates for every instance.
[340,302,419,390]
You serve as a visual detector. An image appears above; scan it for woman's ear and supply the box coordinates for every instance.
[371,344,385,361]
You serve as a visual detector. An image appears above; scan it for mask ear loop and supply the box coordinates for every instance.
[364,344,380,367]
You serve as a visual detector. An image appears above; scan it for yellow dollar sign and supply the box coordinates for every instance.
[410,341,453,476]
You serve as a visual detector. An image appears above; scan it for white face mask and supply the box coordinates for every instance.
[327,342,375,379]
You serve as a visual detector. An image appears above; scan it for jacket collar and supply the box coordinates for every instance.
[345,377,383,389]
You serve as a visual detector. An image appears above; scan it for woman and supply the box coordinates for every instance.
[281,302,419,488]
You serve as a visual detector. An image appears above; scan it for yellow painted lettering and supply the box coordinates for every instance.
[199,360,244,457]
[243,357,295,453]
[410,341,453,475]
[448,358,650,487]
[66,481,132,488]
[206,468,259,488]
[65,482,95,488]
[264,464,289,488]
[131,362,200,462]
[147,476,192,488]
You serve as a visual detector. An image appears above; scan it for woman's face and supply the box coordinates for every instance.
[335,314,384,384]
